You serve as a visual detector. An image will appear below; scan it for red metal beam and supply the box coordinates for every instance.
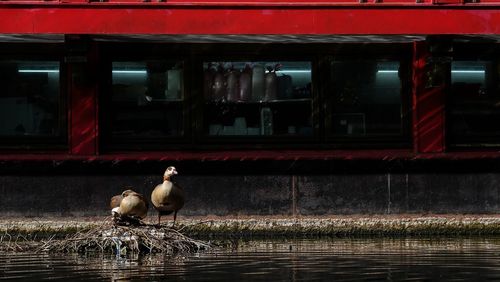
[0,0,451,6]
[68,41,99,155]
[412,41,446,153]
[0,7,500,35]
[4,150,500,162]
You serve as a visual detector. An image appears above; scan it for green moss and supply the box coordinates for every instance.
[3,219,500,239]
[179,220,500,238]
[0,225,96,240]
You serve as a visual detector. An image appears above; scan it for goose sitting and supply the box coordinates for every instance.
[151,166,185,226]
[110,189,149,225]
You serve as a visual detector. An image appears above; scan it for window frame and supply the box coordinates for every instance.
[98,42,414,151]
[322,46,413,149]
[447,43,500,149]
[0,44,67,150]
[193,52,321,148]
[99,44,193,151]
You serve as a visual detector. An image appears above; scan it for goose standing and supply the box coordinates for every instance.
[151,166,185,226]
[110,189,149,223]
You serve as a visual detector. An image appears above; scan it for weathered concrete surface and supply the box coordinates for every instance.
[184,176,292,216]
[297,175,389,215]
[0,175,293,216]
[0,173,499,217]
[296,174,500,215]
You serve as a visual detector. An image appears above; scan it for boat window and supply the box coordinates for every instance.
[329,60,407,140]
[108,60,185,146]
[202,61,313,139]
[0,60,63,143]
[448,60,500,147]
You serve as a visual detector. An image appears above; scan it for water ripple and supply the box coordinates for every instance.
[2,238,500,281]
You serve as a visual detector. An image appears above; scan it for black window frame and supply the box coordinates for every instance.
[322,44,413,149]
[0,43,67,150]
[447,42,500,149]
[98,42,414,151]
[99,43,193,151]
[193,50,320,148]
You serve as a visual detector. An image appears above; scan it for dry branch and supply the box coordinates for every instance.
[0,222,211,255]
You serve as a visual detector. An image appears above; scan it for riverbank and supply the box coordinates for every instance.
[2,215,500,237]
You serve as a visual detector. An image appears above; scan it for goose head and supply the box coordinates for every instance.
[121,189,135,198]
[163,166,178,181]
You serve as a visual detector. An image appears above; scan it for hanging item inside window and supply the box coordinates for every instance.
[203,61,312,137]
[203,62,311,102]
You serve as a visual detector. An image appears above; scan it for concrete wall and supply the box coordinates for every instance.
[1,173,499,217]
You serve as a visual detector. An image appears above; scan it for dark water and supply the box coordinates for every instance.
[2,237,500,281]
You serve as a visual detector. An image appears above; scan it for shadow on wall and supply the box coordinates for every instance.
[0,173,498,217]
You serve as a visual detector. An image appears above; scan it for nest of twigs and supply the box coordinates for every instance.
[1,222,211,255]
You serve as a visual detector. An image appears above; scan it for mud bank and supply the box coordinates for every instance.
[2,215,500,238]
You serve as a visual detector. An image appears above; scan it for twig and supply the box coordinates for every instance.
[0,221,211,255]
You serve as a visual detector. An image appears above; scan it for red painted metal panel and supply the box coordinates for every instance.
[433,0,463,4]
[62,0,89,3]
[412,41,446,153]
[0,8,499,35]
[68,43,98,155]
[4,150,500,161]
[6,0,499,5]
[0,0,434,5]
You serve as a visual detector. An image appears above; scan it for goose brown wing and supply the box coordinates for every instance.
[135,192,149,211]
[151,183,164,208]
[110,195,122,209]
[170,183,185,210]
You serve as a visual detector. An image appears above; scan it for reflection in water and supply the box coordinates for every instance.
[2,238,500,281]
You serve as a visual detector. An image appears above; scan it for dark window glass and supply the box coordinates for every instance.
[203,61,313,138]
[110,61,184,141]
[448,61,500,146]
[330,61,403,137]
[0,61,61,138]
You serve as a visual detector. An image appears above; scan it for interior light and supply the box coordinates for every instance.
[18,69,59,73]
[275,70,311,74]
[112,70,147,74]
[451,70,485,74]
[258,70,312,74]
[378,70,486,74]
